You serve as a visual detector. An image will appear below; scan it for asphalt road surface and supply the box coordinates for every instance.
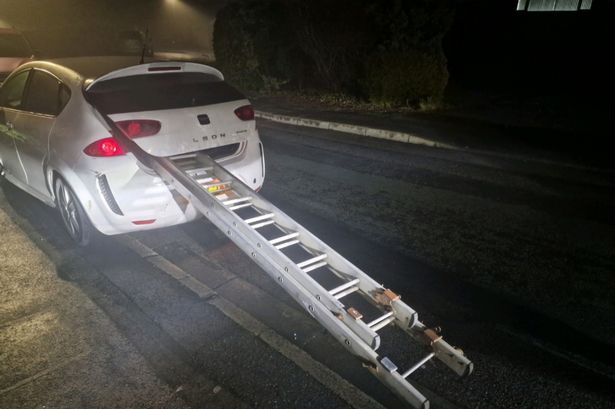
[2,119,614,409]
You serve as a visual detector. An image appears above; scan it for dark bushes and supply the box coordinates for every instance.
[286,0,372,92]
[363,0,453,106]
[363,49,449,107]
[213,0,454,107]
[213,1,288,91]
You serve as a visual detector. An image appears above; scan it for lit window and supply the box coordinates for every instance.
[517,0,592,11]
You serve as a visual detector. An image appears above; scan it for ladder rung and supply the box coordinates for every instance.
[245,213,275,225]
[214,192,230,201]
[401,352,436,378]
[185,166,213,175]
[174,157,196,165]
[329,278,361,297]
[230,203,253,211]
[333,286,359,300]
[206,182,232,192]
[196,176,214,184]
[251,220,276,229]
[367,311,395,328]
[369,315,395,332]
[297,254,327,269]
[269,232,300,245]
[302,261,328,273]
[275,239,300,250]
[201,178,230,186]
[223,197,252,206]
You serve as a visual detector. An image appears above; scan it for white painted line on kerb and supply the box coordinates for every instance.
[256,110,609,173]
[118,235,387,409]
[255,110,456,149]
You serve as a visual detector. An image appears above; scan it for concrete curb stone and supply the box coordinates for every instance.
[255,110,456,149]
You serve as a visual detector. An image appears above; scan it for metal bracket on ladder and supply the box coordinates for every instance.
[100,113,473,409]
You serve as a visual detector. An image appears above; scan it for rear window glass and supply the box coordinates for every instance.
[87,72,245,114]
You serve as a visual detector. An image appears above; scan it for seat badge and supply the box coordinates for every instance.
[197,114,210,125]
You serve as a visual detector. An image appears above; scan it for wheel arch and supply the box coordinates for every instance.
[46,160,107,234]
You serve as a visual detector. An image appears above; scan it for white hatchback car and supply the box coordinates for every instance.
[0,57,265,245]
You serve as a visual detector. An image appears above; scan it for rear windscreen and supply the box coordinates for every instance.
[87,72,245,114]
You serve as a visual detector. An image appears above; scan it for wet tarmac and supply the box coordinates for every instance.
[1,119,615,408]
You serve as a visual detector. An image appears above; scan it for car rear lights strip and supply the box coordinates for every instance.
[234,105,255,121]
[132,219,156,225]
[115,120,161,138]
[84,137,125,157]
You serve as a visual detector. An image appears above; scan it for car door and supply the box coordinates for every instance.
[14,69,69,200]
[0,69,30,184]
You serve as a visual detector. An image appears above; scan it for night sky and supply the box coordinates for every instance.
[445,0,614,96]
[0,0,228,56]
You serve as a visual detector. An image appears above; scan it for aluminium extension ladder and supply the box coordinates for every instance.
[101,113,473,409]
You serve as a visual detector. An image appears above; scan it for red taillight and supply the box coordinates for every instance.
[115,120,161,138]
[132,219,156,225]
[234,105,255,121]
[84,138,125,157]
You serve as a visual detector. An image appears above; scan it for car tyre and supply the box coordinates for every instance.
[54,177,93,246]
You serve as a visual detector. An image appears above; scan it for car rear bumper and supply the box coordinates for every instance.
[80,136,265,235]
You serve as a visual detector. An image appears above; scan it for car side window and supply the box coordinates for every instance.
[0,70,30,109]
[22,70,64,116]
[1,70,70,116]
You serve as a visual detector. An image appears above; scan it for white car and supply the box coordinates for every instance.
[0,57,265,245]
